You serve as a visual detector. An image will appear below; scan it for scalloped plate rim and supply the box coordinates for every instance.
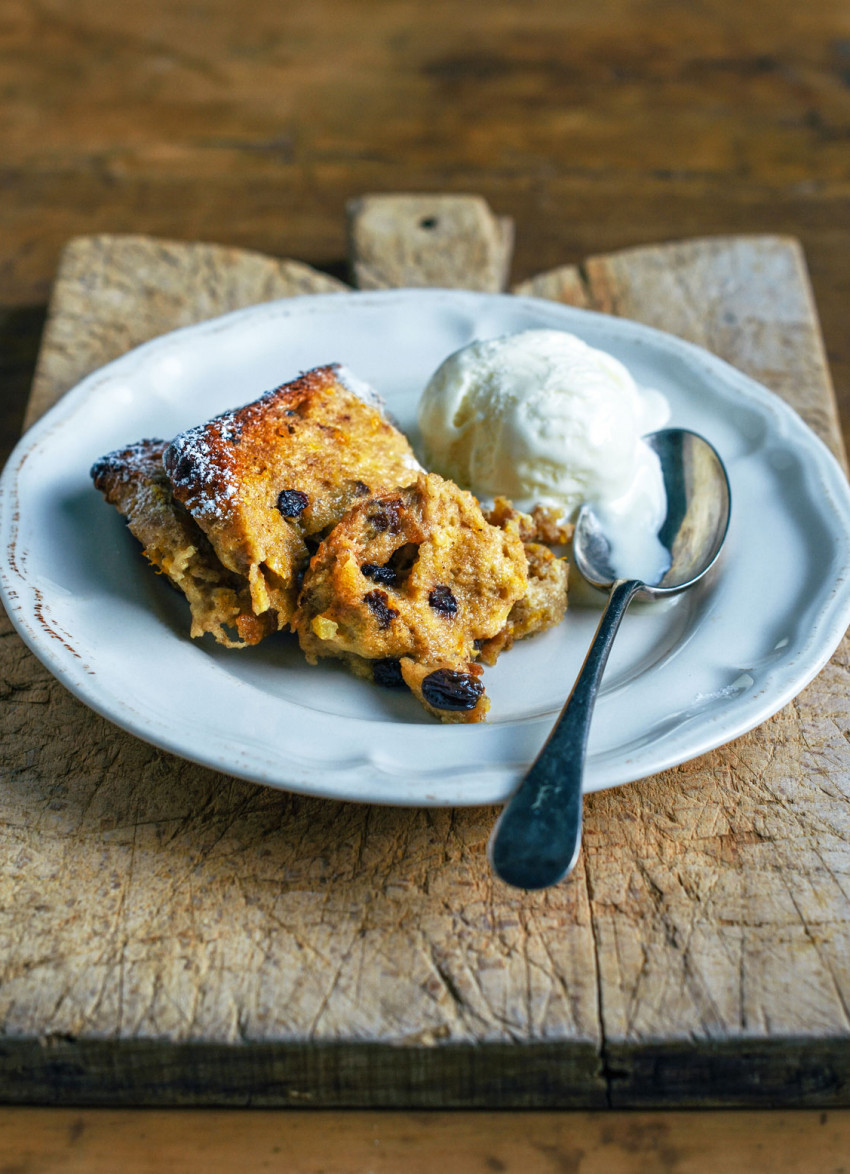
[2,288,850,806]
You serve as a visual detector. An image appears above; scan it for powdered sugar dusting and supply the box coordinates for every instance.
[157,363,423,526]
[333,363,387,414]
[90,438,167,488]
[165,428,243,524]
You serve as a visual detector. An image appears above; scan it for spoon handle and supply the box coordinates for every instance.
[488,578,642,890]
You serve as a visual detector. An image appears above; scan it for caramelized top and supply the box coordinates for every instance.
[163,364,422,620]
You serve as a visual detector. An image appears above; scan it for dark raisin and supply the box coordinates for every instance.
[372,658,405,688]
[428,585,458,616]
[277,489,309,517]
[388,542,419,583]
[362,563,398,586]
[421,668,484,711]
[364,589,399,629]
[352,479,370,496]
[169,451,195,486]
[367,498,402,534]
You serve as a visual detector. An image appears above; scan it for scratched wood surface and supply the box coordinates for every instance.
[1,203,849,1106]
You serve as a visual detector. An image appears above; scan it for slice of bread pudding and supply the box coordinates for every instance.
[163,364,422,628]
[91,439,275,647]
[92,366,569,722]
[293,472,567,723]
[93,365,422,647]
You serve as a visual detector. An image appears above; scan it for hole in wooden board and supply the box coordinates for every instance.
[419,216,439,230]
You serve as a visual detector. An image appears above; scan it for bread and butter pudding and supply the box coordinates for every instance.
[92,360,570,723]
[163,363,422,629]
[91,438,277,648]
[295,473,523,722]
[93,364,421,643]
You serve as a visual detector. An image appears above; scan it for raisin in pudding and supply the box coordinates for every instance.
[94,364,421,647]
[92,361,570,723]
[293,472,534,722]
[163,364,421,629]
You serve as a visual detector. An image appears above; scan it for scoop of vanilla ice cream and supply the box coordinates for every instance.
[418,329,669,525]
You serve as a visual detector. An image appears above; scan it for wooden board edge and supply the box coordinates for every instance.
[4,1106,850,1173]
[3,1034,850,1108]
[0,1038,607,1109]
[605,1036,850,1108]
[25,233,350,429]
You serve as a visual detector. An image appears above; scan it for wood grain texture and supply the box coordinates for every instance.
[2,226,850,1106]
[515,236,850,1104]
[513,267,591,310]
[1,0,848,462]
[2,1106,850,1174]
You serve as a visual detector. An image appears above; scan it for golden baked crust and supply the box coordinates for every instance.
[91,439,275,647]
[292,472,528,722]
[163,364,421,627]
[92,368,570,722]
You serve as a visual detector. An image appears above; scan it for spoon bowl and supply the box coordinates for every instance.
[488,428,731,891]
[575,429,731,599]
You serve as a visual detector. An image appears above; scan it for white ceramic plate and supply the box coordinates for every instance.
[3,290,850,806]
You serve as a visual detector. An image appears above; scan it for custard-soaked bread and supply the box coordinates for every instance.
[475,496,570,663]
[91,439,275,647]
[293,472,530,722]
[163,364,421,627]
[477,541,568,665]
[92,371,569,721]
[485,496,575,548]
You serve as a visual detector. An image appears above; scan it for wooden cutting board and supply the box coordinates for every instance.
[2,195,850,1108]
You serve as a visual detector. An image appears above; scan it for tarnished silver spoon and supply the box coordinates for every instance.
[488,428,731,891]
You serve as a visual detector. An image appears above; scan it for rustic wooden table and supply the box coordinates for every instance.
[2,0,850,1169]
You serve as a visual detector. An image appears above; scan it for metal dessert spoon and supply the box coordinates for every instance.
[488,428,731,891]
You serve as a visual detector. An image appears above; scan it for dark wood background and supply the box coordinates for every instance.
[2,0,850,1168]
[2,0,849,460]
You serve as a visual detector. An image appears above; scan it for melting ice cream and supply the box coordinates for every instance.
[418,329,671,582]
